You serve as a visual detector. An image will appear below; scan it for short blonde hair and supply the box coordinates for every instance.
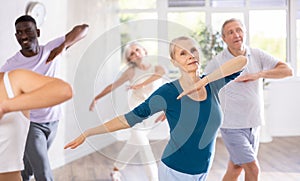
[169,36,200,59]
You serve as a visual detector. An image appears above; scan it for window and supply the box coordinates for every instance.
[211,0,245,7]
[118,13,158,62]
[118,0,297,76]
[249,0,286,7]
[249,10,286,61]
[118,0,156,9]
[168,0,205,7]
[168,12,205,39]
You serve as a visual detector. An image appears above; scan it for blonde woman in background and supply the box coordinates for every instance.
[89,42,166,181]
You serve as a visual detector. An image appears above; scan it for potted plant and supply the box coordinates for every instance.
[191,23,224,72]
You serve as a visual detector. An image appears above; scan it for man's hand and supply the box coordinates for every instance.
[235,73,261,82]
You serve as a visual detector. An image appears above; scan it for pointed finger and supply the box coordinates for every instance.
[177,91,187,99]
[64,142,73,149]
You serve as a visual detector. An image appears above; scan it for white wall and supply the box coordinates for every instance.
[49,0,122,169]
[265,77,300,137]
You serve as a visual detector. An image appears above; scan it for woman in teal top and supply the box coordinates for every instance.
[125,72,238,175]
[64,36,247,180]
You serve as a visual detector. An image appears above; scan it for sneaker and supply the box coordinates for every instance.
[110,170,121,181]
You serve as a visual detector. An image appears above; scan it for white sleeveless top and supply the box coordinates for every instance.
[127,64,164,131]
[0,72,30,173]
[128,65,156,109]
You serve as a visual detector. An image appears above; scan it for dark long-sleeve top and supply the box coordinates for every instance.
[125,73,240,174]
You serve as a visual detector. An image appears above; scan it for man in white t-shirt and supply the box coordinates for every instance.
[0,15,89,181]
[204,18,293,181]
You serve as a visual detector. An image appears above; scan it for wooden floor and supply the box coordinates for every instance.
[52,136,300,181]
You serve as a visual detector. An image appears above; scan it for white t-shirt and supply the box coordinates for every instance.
[204,47,279,128]
[0,37,65,123]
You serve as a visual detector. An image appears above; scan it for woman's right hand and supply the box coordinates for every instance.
[64,134,86,149]
[177,76,209,99]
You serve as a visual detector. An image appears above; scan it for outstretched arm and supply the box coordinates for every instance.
[89,68,132,111]
[64,24,89,49]
[46,24,89,63]
[64,115,130,149]
[235,61,293,82]
[128,65,165,90]
[0,69,73,118]
[177,55,247,99]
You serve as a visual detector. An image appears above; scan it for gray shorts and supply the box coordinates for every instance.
[220,127,260,165]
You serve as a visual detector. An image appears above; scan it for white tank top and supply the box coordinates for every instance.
[0,72,30,173]
[128,65,156,109]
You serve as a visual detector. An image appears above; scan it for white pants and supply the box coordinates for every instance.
[114,119,159,181]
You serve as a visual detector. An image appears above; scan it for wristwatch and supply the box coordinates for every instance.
[26,2,46,27]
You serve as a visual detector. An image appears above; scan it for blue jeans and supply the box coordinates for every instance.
[21,121,59,181]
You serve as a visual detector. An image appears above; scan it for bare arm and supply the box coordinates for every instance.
[177,55,247,99]
[64,115,130,149]
[46,24,89,63]
[235,61,293,82]
[89,68,132,111]
[64,24,89,49]
[129,65,165,90]
[0,69,73,118]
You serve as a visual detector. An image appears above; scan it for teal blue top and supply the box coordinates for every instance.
[125,73,240,174]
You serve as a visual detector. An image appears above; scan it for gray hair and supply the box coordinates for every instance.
[221,18,246,36]
[123,42,147,65]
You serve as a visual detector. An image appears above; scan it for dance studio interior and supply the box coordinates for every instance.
[0,0,299,180]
